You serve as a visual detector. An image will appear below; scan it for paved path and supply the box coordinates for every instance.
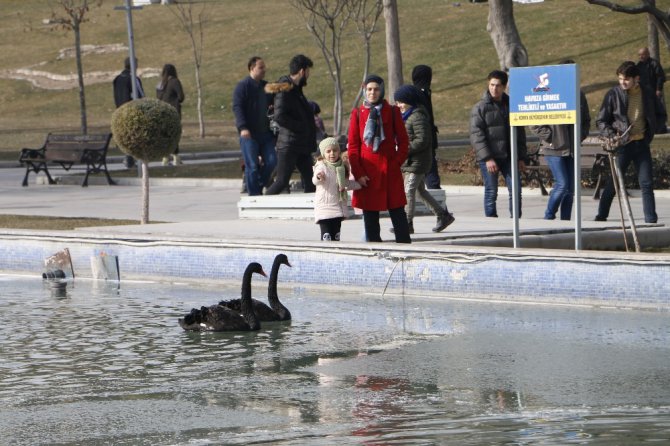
[1,157,669,249]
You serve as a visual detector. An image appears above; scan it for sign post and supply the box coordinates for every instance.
[509,64,581,249]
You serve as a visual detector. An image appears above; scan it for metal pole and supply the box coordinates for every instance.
[608,152,630,252]
[510,127,520,248]
[574,64,582,250]
[115,1,143,176]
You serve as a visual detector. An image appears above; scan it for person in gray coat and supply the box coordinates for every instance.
[470,70,527,218]
[394,85,454,234]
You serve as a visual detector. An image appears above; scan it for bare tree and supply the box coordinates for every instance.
[48,0,104,134]
[585,0,670,51]
[290,0,353,136]
[166,0,207,138]
[383,0,403,98]
[487,0,528,70]
[349,0,384,109]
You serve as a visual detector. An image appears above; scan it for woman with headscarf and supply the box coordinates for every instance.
[347,75,411,243]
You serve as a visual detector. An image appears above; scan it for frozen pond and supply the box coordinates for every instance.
[1,274,669,445]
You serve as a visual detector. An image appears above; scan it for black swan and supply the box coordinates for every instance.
[219,253,292,322]
[178,262,267,332]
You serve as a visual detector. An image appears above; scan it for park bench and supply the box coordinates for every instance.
[19,133,115,187]
[524,138,610,199]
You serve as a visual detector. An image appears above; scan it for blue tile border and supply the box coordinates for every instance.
[1,231,669,311]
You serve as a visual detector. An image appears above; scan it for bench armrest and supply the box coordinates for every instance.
[19,147,46,162]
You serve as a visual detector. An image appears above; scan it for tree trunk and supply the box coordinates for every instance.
[352,39,372,109]
[141,160,150,224]
[383,0,403,99]
[74,23,88,135]
[647,0,660,61]
[194,62,205,138]
[487,0,529,70]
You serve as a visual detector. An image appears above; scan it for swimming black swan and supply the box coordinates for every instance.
[178,262,267,332]
[219,253,292,322]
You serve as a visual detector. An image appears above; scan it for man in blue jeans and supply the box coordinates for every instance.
[595,61,658,223]
[233,56,277,196]
[470,70,527,218]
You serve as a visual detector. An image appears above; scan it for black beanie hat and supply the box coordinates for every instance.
[411,65,432,90]
[393,84,421,107]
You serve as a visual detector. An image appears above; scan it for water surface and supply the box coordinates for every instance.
[1,275,669,445]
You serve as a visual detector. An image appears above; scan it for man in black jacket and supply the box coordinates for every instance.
[412,65,441,189]
[264,54,317,194]
[113,57,144,168]
[595,61,658,224]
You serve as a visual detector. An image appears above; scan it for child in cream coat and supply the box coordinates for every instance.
[312,137,361,241]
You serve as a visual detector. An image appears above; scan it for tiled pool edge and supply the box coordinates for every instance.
[1,230,669,311]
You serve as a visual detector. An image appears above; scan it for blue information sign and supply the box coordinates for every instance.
[509,64,578,126]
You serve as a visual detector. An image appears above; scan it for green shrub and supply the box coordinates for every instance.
[111,98,181,162]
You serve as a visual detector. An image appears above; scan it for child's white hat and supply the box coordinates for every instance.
[318,137,340,157]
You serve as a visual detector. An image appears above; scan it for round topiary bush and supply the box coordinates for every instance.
[111,98,181,162]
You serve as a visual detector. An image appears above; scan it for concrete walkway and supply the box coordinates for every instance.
[1,154,669,250]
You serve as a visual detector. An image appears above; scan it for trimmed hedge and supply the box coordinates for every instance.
[111,98,181,162]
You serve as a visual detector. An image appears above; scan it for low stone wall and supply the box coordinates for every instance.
[1,230,669,311]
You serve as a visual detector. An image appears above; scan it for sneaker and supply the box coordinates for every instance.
[162,157,170,166]
[594,215,607,222]
[172,154,183,165]
[432,213,455,232]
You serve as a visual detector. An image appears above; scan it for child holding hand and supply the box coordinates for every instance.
[312,137,361,241]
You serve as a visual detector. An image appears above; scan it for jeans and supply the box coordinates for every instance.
[478,159,522,218]
[424,145,441,189]
[363,208,411,243]
[404,172,445,221]
[597,140,657,223]
[240,131,277,196]
[545,155,574,220]
[265,149,316,195]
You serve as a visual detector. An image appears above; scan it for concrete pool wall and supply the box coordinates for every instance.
[1,230,669,311]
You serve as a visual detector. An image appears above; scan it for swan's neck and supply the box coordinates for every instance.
[241,271,260,330]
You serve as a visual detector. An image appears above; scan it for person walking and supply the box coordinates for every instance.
[394,84,454,234]
[156,63,185,166]
[113,56,144,169]
[233,56,277,196]
[348,75,411,243]
[530,59,591,221]
[595,61,658,224]
[411,65,441,189]
[264,54,317,195]
[637,47,667,134]
[470,70,527,218]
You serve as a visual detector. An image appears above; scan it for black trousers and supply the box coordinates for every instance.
[363,208,411,243]
[265,149,316,195]
[318,217,342,241]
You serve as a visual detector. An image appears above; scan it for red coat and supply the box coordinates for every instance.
[347,100,409,211]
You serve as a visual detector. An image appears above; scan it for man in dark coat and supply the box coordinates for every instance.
[637,47,667,134]
[233,56,277,196]
[113,57,144,168]
[412,65,441,189]
[264,54,317,195]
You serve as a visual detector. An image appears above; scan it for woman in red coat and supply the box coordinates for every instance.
[348,75,411,243]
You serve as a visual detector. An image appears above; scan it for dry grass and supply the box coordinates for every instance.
[0,215,145,230]
[0,0,650,153]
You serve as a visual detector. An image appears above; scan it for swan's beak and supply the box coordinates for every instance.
[260,268,268,277]
[286,260,292,268]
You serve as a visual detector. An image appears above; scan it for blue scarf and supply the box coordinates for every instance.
[362,101,385,152]
[401,107,415,121]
